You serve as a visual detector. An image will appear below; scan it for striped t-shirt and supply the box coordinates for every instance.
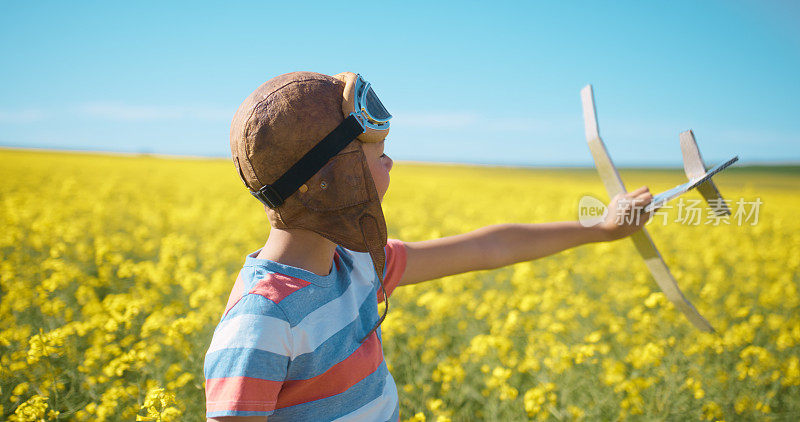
[204,239,408,421]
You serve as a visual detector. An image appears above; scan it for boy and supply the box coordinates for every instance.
[204,71,652,421]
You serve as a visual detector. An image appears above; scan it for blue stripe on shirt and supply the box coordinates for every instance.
[204,347,289,381]
[221,293,289,322]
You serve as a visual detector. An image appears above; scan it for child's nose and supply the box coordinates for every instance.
[384,155,393,172]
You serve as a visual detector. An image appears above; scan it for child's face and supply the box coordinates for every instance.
[362,140,393,202]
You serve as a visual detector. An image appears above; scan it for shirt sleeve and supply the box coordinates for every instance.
[204,293,292,418]
[379,238,408,303]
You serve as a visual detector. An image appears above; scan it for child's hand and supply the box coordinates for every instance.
[599,186,653,241]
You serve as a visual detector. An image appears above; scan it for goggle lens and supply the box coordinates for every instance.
[365,86,391,122]
[354,75,391,128]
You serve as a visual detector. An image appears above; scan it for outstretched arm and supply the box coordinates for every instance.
[397,187,652,286]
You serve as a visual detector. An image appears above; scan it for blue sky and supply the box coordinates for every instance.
[1,1,798,166]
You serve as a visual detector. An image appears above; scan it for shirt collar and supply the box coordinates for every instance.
[243,247,340,287]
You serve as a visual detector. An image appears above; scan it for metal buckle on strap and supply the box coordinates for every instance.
[251,184,283,208]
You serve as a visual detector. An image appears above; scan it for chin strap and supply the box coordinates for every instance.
[360,274,389,344]
[358,214,389,344]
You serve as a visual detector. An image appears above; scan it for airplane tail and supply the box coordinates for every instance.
[679,130,732,216]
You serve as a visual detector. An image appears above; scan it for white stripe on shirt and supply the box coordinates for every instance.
[207,313,292,356]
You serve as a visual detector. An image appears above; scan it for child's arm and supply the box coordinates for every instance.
[398,186,652,286]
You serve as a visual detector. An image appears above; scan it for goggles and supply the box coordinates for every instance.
[250,73,391,209]
[350,74,392,130]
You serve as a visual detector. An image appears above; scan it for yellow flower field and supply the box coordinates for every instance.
[1,148,798,421]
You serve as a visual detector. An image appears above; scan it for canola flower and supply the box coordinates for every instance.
[1,149,799,420]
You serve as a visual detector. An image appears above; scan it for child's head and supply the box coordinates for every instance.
[228,71,393,281]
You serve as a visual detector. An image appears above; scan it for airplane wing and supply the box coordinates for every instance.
[581,84,715,333]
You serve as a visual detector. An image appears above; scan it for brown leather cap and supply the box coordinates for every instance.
[229,71,388,287]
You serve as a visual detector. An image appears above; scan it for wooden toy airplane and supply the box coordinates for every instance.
[580,84,738,333]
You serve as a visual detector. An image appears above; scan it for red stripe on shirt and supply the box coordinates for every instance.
[276,330,383,409]
[205,376,282,413]
[251,273,311,304]
[378,239,407,303]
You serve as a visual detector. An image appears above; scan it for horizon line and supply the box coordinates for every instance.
[2,145,799,170]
